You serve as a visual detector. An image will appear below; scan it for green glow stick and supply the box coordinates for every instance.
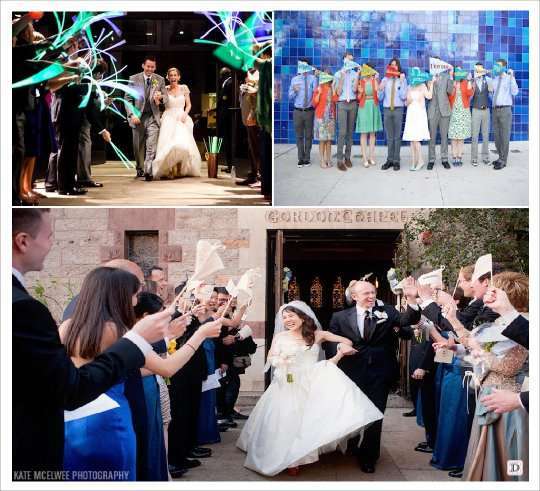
[109,140,135,168]
[12,62,65,88]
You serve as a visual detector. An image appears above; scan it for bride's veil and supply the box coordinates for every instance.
[265,301,326,377]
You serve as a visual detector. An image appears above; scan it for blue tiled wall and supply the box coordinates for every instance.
[274,11,529,144]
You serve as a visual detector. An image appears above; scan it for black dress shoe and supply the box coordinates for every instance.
[448,469,463,478]
[232,410,249,420]
[238,178,257,186]
[136,169,144,178]
[79,180,103,188]
[217,423,229,432]
[188,447,212,458]
[427,161,435,170]
[169,464,188,478]
[337,161,347,171]
[381,160,393,170]
[303,160,312,167]
[402,410,416,417]
[414,444,433,453]
[441,160,451,169]
[144,173,153,181]
[58,187,87,195]
[225,417,238,428]
[393,162,400,171]
[493,161,506,170]
[359,463,375,473]
[180,458,201,469]
[344,159,353,168]
[45,186,57,193]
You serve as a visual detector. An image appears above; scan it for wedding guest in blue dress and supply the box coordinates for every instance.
[197,338,221,445]
[60,268,142,480]
[135,292,169,481]
[60,268,222,481]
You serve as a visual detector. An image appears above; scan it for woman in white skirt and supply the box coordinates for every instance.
[402,68,433,171]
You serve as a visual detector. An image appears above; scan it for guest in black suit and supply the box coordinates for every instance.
[12,209,171,478]
[406,319,432,418]
[327,278,421,473]
[46,39,111,195]
[419,265,503,332]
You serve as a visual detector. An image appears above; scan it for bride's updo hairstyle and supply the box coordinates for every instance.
[283,306,317,347]
[166,67,181,81]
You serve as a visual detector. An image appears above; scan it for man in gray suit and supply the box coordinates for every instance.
[125,55,168,181]
[427,68,453,170]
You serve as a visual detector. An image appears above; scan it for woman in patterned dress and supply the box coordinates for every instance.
[448,69,474,167]
[312,71,338,169]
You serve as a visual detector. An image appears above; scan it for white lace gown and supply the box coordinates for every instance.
[152,85,202,178]
[236,337,383,476]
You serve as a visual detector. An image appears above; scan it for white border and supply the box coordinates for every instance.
[1,1,538,490]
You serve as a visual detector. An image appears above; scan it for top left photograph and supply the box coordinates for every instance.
[11,10,272,206]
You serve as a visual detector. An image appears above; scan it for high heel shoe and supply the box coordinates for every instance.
[369,159,376,166]
[363,160,370,168]
[410,163,417,171]
[415,161,426,171]
[287,466,300,476]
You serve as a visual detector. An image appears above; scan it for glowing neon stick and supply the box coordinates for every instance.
[109,140,135,168]
[12,62,65,88]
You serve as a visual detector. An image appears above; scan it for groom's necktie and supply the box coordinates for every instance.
[363,310,375,341]
[145,77,151,98]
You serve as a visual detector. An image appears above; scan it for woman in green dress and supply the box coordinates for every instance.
[356,64,383,168]
[448,68,474,167]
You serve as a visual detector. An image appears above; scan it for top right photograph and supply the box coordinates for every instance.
[273,10,529,206]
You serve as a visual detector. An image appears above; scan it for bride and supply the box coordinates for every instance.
[152,67,202,179]
[237,301,383,477]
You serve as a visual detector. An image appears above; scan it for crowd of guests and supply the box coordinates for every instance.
[405,265,529,481]
[12,209,257,481]
[289,53,519,172]
[12,13,273,205]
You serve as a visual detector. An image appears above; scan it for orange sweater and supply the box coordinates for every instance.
[357,78,379,107]
[312,84,338,119]
[449,80,475,109]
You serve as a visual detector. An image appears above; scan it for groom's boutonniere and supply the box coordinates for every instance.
[151,78,158,90]
[373,310,388,323]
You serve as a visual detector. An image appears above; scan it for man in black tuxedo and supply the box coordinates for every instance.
[12,209,172,479]
[328,278,421,473]
[419,269,501,332]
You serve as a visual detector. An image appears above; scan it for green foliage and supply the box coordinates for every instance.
[395,209,529,285]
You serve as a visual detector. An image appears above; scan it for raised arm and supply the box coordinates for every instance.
[143,319,222,377]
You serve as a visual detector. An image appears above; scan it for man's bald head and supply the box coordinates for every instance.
[351,280,377,309]
[104,259,144,284]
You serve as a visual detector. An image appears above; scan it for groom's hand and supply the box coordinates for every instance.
[100,129,111,143]
[130,115,141,126]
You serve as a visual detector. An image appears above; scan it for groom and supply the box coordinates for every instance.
[125,55,168,181]
[328,278,420,473]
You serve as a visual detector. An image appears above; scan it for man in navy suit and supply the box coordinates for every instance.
[328,278,421,473]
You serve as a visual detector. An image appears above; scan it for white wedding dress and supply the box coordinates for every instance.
[152,85,202,178]
[236,336,383,476]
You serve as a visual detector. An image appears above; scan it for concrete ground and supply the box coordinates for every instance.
[34,158,268,206]
[274,141,529,206]
[180,405,455,482]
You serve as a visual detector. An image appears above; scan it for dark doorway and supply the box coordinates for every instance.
[265,229,402,385]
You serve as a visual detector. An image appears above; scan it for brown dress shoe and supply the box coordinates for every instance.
[337,161,347,171]
[345,159,353,168]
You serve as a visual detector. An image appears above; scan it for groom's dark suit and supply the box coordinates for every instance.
[328,303,420,466]
[12,275,146,477]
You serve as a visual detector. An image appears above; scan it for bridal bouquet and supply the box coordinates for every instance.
[271,345,298,383]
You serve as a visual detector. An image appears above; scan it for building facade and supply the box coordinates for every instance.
[29,208,423,392]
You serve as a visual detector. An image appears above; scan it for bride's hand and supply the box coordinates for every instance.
[338,344,357,356]
[179,112,188,123]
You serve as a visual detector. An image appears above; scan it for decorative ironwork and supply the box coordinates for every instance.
[310,276,323,309]
[287,277,300,302]
[332,276,345,310]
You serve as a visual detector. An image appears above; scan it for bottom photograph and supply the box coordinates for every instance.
[12,207,529,483]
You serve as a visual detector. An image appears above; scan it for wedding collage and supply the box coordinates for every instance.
[2,1,538,490]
